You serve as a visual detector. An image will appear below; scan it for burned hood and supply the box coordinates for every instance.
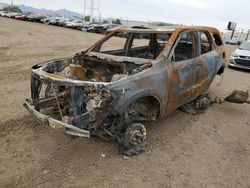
[31,53,152,88]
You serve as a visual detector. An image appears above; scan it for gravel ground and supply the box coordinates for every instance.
[0,17,250,188]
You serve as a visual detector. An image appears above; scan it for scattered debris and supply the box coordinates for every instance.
[123,155,129,160]
[224,90,249,104]
[181,90,250,115]
[181,94,212,115]
[213,90,250,105]
[100,152,107,160]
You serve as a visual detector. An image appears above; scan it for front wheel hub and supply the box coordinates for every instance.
[123,123,147,149]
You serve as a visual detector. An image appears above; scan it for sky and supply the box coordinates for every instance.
[1,0,250,31]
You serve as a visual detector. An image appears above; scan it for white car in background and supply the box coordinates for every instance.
[0,11,9,17]
[65,20,84,29]
[229,40,250,70]
[41,17,53,24]
[6,12,21,18]
[226,38,241,45]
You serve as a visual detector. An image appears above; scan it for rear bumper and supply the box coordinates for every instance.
[23,100,90,138]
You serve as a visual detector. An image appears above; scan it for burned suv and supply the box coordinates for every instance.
[24,26,225,155]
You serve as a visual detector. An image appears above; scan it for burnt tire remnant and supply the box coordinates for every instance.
[119,123,147,156]
[181,94,212,115]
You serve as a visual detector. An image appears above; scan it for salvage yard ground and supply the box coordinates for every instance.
[0,17,250,188]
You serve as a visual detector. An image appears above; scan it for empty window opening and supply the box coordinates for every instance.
[174,32,197,62]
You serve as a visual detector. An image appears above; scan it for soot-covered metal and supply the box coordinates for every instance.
[24,25,226,155]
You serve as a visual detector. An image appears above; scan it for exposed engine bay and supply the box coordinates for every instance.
[25,52,152,155]
[42,52,151,83]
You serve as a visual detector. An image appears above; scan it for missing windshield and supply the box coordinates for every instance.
[93,32,171,60]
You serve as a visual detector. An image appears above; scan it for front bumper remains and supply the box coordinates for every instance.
[229,57,250,70]
[23,100,90,138]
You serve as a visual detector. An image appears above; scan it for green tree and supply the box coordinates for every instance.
[3,6,22,13]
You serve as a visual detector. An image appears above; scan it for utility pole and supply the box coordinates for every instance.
[83,0,86,21]
[98,0,100,23]
[246,29,250,41]
[231,30,235,39]
[99,11,102,23]
[11,0,13,6]
[83,0,100,23]
[239,29,244,40]
[90,0,94,22]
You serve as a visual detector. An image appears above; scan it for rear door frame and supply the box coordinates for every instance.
[196,30,220,94]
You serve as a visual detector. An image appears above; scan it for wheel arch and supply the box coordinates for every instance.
[113,91,165,120]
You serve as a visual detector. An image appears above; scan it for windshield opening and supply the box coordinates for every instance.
[239,41,250,51]
[92,31,172,60]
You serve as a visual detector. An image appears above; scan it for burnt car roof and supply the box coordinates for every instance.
[110,25,221,34]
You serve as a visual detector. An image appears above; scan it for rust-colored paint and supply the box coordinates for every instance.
[25,24,225,152]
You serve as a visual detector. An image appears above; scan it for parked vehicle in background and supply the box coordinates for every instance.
[26,14,46,23]
[229,40,250,70]
[226,38,241,45]
[85,23,121,34]
[85,23,120,34]
[49,17,65,26]
[0,11,22,18]
[102,24,121,34]
[0,11,122,35]
[24,26,226,155]
[81,23,92,31]
[9,12,21,18]
[15,14,27,20]
[6,12,12,18]
[41,17,53,24]
[224,37,230,44]
[99,23,121,34]
[0,11,9,17]
[7,12,18,18]
[86,23,103,33]
[65,20,84,29]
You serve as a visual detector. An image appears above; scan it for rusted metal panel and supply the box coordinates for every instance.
[24,25,226,155]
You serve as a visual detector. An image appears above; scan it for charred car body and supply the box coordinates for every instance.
[24,26,226,155]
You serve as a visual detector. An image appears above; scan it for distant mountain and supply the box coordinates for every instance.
[0,2,82,18]
[56,9,83,19]
[18,4,82,18]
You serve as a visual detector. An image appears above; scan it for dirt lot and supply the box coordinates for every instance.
[0,17,250,188]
